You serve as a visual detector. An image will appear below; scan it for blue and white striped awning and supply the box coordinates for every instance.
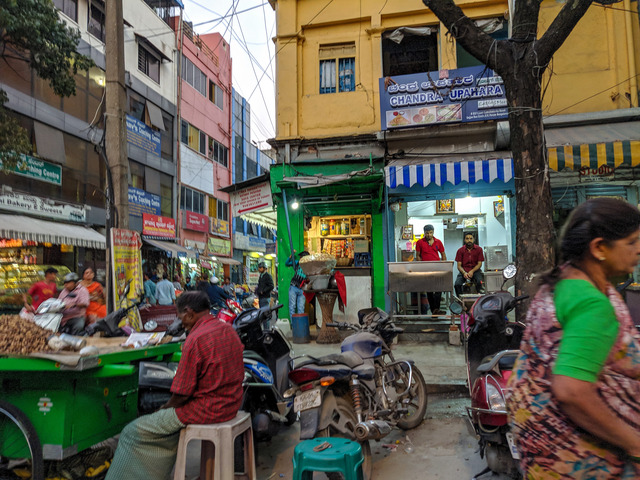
[386,158,514,188]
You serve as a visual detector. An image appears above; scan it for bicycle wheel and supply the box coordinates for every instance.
[0,400,44,480]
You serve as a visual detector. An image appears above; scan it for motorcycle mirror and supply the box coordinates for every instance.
[449,302,463,315]
[503,264,517,280]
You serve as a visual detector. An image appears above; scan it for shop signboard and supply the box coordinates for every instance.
[128,187,161,217]
[126,114,161,157]
[379,65,508,131]
[142,213,176,239]
[0,154,62,185]
[230,181,273,216]
[210,217,230,237]
[110,228,143,331]
[234,233,266,253]
[265,242,276,255]
[208,237,232,257]
[0,191,86,222]
[183,211,209,232]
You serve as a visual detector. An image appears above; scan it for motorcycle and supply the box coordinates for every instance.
[213,297,243,325]
[284,307,428,480]
[452,264,527,479]
[233,303,296,440]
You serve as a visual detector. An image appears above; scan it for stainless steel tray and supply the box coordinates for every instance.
[388,261,454,293]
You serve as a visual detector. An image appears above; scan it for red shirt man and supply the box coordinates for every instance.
[415,225,446,261]
[454,233,485,295]
[23,267,58,311]
[171,310,244,424]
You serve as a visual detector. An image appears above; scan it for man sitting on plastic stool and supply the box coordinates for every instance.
[454,233,485,296]
[105,291,244,480]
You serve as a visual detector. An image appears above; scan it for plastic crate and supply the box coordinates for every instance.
[354,253,371,267]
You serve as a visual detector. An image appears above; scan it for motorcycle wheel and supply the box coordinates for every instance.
[393,365,428,430]
[316,397,373,480]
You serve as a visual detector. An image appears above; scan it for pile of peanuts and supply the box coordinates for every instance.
[0,315,51,354]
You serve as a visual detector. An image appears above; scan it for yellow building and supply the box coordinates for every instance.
[268,0,640,320]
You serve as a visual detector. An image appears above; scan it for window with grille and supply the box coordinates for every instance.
[209,81,224,110]
[382,29,438,76]
[138,45,160,84]
[181,55,207,97]
[319,43,356,94]
[209,198,229,222]
[180,186,205,214]
[88,0,105,42]
[208,138,228,167]
[53,0,78,21]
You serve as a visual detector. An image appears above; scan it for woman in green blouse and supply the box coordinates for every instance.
[508,198,640,479]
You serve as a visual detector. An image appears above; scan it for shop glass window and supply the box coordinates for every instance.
[180,186,205,214]
[457,21,509,68]
[199,131,206,156]
[208,138,228,167]
[138,45,160,84]
[53,0,78,22]
[88,0,106,43]
[160,112,173,161]
[160,173,172,217]
[235,218,244,233]
[130,161,145,190]
[319,43,356,94]
[34,76,62,110]
[129,96,146,121]
[209,81,224,110]
[382,29,438,76]
[180,120,189,144]
[216,200,228,222]
[181,55,207,97]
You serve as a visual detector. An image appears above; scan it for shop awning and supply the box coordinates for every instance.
[241,208,277,230]
[0,214,105,248]
[386,157,514,188]
[548,140,640,172]
[216,256,242,266]
[143,238,191,258]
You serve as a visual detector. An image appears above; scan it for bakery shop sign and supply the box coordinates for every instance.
[379,65,508,130]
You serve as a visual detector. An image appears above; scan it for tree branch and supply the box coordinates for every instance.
[422,0,510,74]
[535,0,594,66]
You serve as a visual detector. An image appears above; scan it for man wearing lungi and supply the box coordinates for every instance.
[105,291,244,480]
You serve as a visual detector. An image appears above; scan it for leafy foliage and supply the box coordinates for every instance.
[0,0,94,165]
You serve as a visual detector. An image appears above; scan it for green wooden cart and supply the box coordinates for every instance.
[0,342,182,480]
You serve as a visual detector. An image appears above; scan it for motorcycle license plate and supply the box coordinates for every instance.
[505,432,521,460]
[294,388,321,413]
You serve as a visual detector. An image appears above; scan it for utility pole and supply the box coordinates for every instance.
[105,0,129,229]
[104,0,128,312]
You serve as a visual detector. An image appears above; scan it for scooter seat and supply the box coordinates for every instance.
[296,351,364,369]
[477,351,519,373]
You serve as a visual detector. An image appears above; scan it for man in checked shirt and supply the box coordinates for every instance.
[106,291,244,480]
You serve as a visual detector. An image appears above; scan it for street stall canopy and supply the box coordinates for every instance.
[143,238,190,258]
[547,140,640,172]
[386,157,514,188]
[0,214,105,249]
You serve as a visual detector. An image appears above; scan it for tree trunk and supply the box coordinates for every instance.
[503,58,555,310]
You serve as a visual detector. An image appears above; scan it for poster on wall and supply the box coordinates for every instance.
[247,256,260,288]
[111,228,144,331]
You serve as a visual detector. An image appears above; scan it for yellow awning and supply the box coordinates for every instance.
[548,140,640,172]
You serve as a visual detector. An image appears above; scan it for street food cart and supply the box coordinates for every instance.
[387,261,456,333]
[0,339,182,479]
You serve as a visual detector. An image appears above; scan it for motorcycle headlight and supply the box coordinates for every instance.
[486,383,506,411]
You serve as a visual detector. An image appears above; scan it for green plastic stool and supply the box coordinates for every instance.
[292,437,364,480]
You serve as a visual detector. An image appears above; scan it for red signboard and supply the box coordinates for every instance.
[142,213,176,238]
[184,211,209,232]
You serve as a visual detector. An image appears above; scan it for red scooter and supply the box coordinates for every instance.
[214,298,243,324]
[452,265,527,479]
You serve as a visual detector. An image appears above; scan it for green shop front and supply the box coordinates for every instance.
[269,160,386,323]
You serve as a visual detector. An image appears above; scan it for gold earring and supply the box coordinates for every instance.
[599,257,606,261]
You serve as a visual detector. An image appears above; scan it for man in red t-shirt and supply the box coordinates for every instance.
[106,291,244,480]
[23,267,58,312]
[454,232,485,295]
[414,224,447,314]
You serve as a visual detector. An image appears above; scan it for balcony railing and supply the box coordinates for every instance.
[183,21,219,67]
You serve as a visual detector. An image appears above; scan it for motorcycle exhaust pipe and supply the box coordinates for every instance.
[354,420,392,441]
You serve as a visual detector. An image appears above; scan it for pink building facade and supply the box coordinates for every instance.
[171,18,234,280]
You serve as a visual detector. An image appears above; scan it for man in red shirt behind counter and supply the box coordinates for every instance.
[22,267,58,312]
[105,290,244,480]
[415,224,447,315]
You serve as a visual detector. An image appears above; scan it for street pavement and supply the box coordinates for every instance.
[178,332,513,479]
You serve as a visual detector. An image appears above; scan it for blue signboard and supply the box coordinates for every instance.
[379,66,508,130]
[126,114,161,157]
[128,186,161,217]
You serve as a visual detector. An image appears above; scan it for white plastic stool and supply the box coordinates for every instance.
[173,410,256,480]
